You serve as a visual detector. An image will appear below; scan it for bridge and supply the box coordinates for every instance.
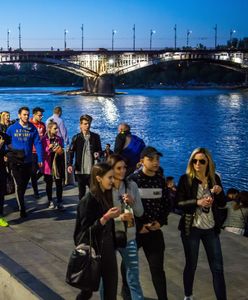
[1,49,248,96]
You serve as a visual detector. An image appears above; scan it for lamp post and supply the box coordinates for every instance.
[18,23,22,49]
[112,29,117,51]
[133,24,136,51]
[64,29,68,50]
[174,24,177,50]
[230,29,236,46]
[150,29,156,50]
[186,29,192,48]
[214,24,217,48]
[7,29,10,50]
[81,24,84,51]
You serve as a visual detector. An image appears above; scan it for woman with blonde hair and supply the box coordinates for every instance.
[42,121,65,210]
[176,147,227,300]
[0,111,11,133]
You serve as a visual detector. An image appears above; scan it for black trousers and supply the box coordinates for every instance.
[77,227,118,300]
[11,163,32,213]
[76,174,90,200]
[44,174,63,203]
[31,153,42,195]
[136,230,168,300]
[0,165,7,216]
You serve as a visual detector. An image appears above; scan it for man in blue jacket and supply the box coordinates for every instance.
[7,107,43,218]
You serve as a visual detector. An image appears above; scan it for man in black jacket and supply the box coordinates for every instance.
[68,115,102,200]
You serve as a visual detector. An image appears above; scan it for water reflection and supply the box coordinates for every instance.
[0,87,247,190]
[96,97,119,123]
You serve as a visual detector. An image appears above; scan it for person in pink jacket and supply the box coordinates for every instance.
[42,121,65,210]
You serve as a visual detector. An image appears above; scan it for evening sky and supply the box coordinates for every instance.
[0,0,247,50]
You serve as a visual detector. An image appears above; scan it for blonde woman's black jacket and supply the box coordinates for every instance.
[73,192,113,252]
[68,132,102,172]
[176,174,226,235]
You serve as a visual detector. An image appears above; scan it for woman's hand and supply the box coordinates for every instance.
[120,212,133,222]
[122,193,134,205]
[100,207,120,225]
[197,197,213,208]
[211,185,222,195]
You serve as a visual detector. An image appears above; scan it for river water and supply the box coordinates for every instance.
[0,87,247,191]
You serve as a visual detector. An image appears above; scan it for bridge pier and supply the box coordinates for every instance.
[245,71,248,85]
[83,74,115,96]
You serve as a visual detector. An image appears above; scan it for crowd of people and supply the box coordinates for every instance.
[0,106,248,300]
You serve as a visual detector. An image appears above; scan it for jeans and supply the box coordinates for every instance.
[136,230,168,300]
[118,240,144,300]
[181,227,227,300]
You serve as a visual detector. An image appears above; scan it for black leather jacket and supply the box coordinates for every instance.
[176,174,226,235]
[68,131,102,171]
[74,192,114,251]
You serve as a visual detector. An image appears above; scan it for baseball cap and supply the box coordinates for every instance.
[140,146,163,159]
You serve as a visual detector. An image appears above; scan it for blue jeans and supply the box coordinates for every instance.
[181,227,227,300]
[118,240,144,300]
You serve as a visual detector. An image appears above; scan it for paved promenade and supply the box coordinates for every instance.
[0,182,247,300]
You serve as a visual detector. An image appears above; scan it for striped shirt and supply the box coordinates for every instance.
[193,184,215,229]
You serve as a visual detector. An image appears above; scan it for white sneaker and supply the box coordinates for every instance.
[184,296,193,300]
[48,202,56,209]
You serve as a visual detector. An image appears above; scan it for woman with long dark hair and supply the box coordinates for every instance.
[176,147,227,300]
[108,154,144,300]
[74,163,120,300]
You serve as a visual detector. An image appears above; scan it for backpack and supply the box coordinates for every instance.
[121,135,145,168]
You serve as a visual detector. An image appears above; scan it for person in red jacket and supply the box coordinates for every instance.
[30,107,46,198]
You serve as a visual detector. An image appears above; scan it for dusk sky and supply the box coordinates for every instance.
[0,0,247,50]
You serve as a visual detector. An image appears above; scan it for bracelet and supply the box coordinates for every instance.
[103,214,109,221]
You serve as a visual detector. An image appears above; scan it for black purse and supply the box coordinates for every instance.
[65,227,101,290]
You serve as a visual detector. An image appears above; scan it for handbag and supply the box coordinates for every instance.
[240,208,248,237]
[66,227,101,290]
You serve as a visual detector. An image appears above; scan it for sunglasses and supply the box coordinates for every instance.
[192,159,206,165]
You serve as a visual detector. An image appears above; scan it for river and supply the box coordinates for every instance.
[0,87,247,191]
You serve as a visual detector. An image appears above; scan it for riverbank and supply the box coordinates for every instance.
[55,84,248,96]
[1,182,247,300]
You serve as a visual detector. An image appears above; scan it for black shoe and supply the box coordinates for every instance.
[20,210,27,218]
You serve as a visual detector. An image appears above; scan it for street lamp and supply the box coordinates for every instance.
[64,29,68,50]
[230,29,236,45]
[18,23,22,50]
[112,29,117,51]
[174,24,177,50]
[186,29,192,47]
[214,24,217,48]
[150,29,156,50]
[81,24,84,51]
[7,29,10,50]
[133,24,136,51]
